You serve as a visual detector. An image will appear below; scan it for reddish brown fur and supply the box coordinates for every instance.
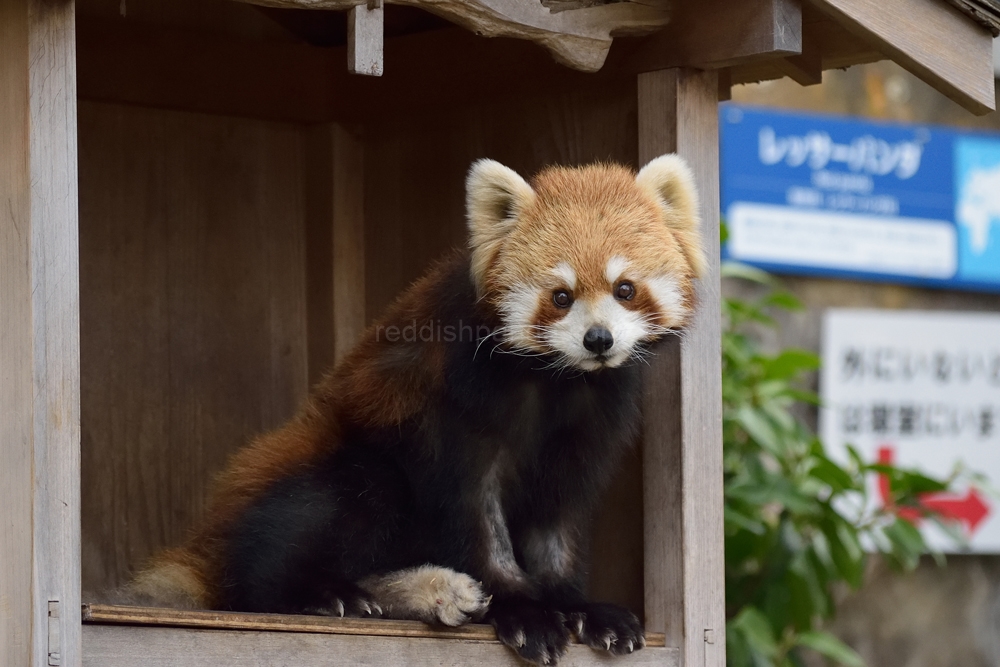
[484,163,696,326]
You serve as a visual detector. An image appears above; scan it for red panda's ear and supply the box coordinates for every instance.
[466,159,535,297]
[635,154,707,280]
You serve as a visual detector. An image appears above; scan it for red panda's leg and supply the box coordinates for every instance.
[476,461,573,665]
[521,525,646,657]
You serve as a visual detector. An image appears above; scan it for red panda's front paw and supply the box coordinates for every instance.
[491,600,570,665]
[566,603,645,655]
[305,584,383,619]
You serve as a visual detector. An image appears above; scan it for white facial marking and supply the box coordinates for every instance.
[551,261,576,289]
[545,295,648,370]
[646,274,688,325]
[496,282,543,350]
[605,255,629,284]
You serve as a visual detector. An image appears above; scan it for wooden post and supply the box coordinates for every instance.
[0,0,81,665]
[639,69,725,667]
[348,0,384,77]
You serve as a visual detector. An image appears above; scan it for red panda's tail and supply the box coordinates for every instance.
[124,547,212,609]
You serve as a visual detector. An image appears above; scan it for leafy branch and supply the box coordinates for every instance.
[720,255,966,667]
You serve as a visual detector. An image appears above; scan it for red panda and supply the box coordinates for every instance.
[128,154,705,665]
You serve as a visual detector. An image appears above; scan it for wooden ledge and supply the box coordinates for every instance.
[82,603,667,647]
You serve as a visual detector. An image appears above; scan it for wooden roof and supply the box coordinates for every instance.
[230,0,997,114]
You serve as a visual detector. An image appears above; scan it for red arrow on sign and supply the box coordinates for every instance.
[877,446,990,534]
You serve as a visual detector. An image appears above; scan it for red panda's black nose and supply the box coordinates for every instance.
[583,326,614,354]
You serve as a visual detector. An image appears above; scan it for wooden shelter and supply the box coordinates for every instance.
[1,0,996,665]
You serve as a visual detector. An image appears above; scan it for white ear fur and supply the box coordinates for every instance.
[466,159,535,296]
[635,154,708,279]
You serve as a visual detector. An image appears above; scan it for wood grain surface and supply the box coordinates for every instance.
[83,623,677,667]
[638,69,726,667]
[808,0,996,114]
[1,0,82,665]
[79,102,310,595]
[82,603,668,646]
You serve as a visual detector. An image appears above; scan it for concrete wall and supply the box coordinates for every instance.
[727,62,1000,667]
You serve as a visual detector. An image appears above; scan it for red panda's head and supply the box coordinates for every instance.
[466,156,706,371]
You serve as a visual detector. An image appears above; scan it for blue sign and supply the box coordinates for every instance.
[720,104,1000,292]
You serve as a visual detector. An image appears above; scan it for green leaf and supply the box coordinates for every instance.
[726,506,768,535]
[722,261,775,285]
[731,607,779,658]
[726,623,754,667]
[784,388,822,406]
[795,631,865,667]
[764,290,804,311]
[735,406,784,454]
[763,349,821,380]
[809,458,856,493]
[822,519,864,588]
[882,518,926,570]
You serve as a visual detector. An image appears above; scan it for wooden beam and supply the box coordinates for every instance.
[1,0,81,666]
[348,1,384,76]
[83,603,669,645]
[235,0,671,73]
[611,0,803,73]
[83,624,677,667]
[808,0,996,114]
[639,69,725,667]
[776,20,823,86]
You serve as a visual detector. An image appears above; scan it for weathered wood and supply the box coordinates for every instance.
[305,125,337,384]
[0,0,80,667]
[79,102,309,594]
[332,125,367,362]
[348,1,384,76]
[0,7,34,666]
[235,0,672,72]
[777,22,823,86]
[82,603,669,646]
[304,123,367,380]
[0,0,81,666]
[75,2,809,126]
[83,624,678,667]
[610,0,803,73]
[75,17,338,123]
[808,0,996,114]
[638,69,725,667]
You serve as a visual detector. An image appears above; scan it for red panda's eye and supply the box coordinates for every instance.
[616,282,635,301]
[553,290,572,308]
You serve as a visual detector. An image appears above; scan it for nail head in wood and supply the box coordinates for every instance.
[348,2,384,76]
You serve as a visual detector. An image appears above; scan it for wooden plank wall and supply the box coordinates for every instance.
[78,102,310,594]
[1,0,81,665]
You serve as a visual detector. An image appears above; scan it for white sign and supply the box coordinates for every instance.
[820,309,1000,552]
[728,203,957,278]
